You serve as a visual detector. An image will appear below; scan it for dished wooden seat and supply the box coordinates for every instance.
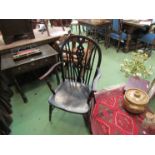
[48,80,90,113]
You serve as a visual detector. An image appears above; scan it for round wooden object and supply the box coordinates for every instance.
[124,88,149,114]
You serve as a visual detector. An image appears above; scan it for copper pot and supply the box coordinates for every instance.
[124,88,149,114]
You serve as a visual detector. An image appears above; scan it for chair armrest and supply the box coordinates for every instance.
[39,62,62,80]
[39,62,62,95]
[92,68,101,91]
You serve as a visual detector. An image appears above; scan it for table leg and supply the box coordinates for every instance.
[78,24,81,35]
[94,27,97,41]
[125,34,131,52]
[13,77,28,103]
[104,25,109,48]
[44,20,50,36]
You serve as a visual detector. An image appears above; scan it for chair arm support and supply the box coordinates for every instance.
[88,69,101,107]
[39,62,62,80]
[92,68,101,91]
[39,62,62,95]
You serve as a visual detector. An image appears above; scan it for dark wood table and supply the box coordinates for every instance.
[0,27,69,102]
[78,19,111,46]
[0,28,62,54]
[123,20,150,51]
[1,44,58,103]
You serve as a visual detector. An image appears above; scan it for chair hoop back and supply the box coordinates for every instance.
[60,35,102,85]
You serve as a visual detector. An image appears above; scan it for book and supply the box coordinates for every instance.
[124,76,149,92]
[13,48,42,61]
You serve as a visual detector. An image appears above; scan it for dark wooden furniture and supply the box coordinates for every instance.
[123,20,150,51]
[0,19,35,44]
[1,44,58,103]
[0,25,69,103]
[39,35,102,133]
[107,19,127,52]
[0,26,68,54]
[78,19,111,46]
[0,73,13,134]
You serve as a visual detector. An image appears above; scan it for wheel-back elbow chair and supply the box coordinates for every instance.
[39,35,102,132]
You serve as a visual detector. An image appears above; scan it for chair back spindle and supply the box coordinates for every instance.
[60,35,102,88]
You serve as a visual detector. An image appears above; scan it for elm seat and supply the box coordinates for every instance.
[48,80,90,113]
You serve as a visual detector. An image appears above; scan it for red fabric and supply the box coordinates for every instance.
[91,86,147,135]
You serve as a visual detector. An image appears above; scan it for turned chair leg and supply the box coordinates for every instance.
[83,112,92,134]
[49,104,54,122]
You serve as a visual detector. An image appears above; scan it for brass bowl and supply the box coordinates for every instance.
[124,88,149,114]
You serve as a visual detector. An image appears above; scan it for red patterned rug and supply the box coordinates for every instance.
[90,86,147,135]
